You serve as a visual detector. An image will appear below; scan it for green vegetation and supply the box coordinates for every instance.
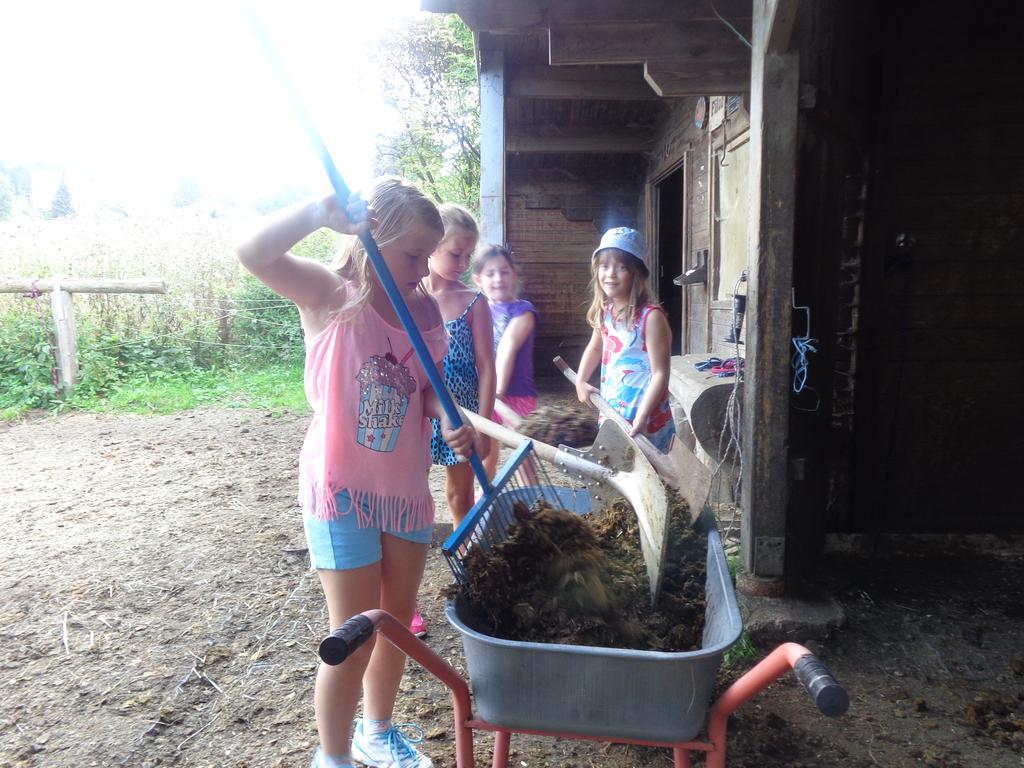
[0,173,12,221]
[723,632,759,668]
[375,14,480,212]
[0,15,481,420]
[70,363,307,415]
[728,553,742,579]
[0,301,310,420]
[0,210,341,420]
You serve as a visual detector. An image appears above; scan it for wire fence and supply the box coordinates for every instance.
[0,288,307,410]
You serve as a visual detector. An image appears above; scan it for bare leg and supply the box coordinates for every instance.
[445,461,475,528]
[315,563,382,757]
[362,534,429,721]
[483,440,499,481]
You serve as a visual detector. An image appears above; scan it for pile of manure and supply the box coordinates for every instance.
[517,403,599,448]
[455,490,707,652]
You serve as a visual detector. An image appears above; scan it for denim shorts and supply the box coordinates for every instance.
[303,491,433,570]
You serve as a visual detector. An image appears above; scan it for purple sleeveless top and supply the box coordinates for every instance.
[489,299,538,397]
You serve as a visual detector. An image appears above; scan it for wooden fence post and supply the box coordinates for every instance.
[1,277,167,395]
[49,276,79,394]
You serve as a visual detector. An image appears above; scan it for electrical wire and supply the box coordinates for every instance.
[791,294,820,411]
[791,336,817,394]
[79,304,302,353]
[702,272,746,541]
[711,0,752,49]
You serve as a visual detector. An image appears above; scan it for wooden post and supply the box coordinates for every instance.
[740,0,799,586]
[218,298,232,346]
[2,277,167,395]
[478,35,505,244]
[49,277,78,394]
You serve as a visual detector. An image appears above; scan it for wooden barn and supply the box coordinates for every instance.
[422,0,1024,593]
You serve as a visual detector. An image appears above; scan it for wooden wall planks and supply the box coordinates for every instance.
[852,0,1024,534]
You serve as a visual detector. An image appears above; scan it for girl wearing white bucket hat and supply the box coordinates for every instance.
[574,227,676,452]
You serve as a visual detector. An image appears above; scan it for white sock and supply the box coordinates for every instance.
[314,747,354,768]
[365,717,391,735]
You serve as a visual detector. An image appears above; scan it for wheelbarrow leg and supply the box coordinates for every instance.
[673,747,692,767]
[318,611,478,767]
[491,730,511,768]
[454,716,475,768]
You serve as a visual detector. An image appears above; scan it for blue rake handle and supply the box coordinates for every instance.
[247,9,492,492]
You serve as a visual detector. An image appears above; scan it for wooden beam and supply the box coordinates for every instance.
[550,22,751,66]
[765,0,799,54]
[422,0,751,33]
[420,0,456,12]
[0,277,167,294]
[479,39,506,244]
[740,0,799,584]
[506,125,652,154]
[669,354,745,463]
[508,64,658,100]
[644,59,750,96]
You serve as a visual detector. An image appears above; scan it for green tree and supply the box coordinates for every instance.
[10,166,32,199]
[374,14,480,213]
[0,172,12,220]
[49,178,74,218]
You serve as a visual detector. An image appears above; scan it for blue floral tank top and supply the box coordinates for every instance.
[431,293,483,465]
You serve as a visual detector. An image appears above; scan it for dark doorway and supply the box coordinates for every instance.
[656,167,685,355]
[853,0,1024,533]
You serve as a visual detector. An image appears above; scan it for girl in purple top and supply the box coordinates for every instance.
[472,244,538,477]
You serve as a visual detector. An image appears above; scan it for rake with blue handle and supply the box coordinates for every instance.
[246,8,561,588]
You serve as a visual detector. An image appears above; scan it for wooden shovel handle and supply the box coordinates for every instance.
[491,397,522,428]
[464,410,560,465]
[465,409,618,484]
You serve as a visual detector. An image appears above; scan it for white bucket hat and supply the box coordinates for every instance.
[593,227,648,273]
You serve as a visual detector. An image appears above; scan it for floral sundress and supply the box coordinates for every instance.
[600,303,676,452]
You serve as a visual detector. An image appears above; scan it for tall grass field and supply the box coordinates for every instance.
[0,208,339,419]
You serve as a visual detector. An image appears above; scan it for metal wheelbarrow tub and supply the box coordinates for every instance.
[445,493,742,744]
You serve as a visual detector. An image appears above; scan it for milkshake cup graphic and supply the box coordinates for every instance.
[356,350,416,452]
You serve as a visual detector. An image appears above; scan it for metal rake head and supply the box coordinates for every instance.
[442,440,586,588]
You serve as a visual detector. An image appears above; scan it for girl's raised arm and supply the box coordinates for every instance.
[236,193,367,309]
[630,309,672,436]
[471,297,496,419]
[495,311,535,398]
[575,327,603,403]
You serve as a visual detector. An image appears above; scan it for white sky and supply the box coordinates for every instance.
[0,0,425,206]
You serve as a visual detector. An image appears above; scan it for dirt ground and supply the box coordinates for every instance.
[2,392,1023,767]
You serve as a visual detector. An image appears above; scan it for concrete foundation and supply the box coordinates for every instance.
[738,591,846,647]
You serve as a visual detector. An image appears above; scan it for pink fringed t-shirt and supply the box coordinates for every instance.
[299,291,448,530]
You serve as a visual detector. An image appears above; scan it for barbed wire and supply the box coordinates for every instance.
[163,297,294,308]
[85,315,302,353]
[5,295,302,355]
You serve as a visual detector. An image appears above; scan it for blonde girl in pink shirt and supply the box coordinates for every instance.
[237,177,474,768]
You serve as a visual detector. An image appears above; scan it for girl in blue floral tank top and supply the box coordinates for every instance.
[421,205,495,528]
[429,292,485,464]
[575,227,676,452]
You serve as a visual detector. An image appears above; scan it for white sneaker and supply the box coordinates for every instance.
[350,719,433,768]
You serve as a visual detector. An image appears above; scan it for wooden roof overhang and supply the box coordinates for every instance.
[422,0,752,154]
